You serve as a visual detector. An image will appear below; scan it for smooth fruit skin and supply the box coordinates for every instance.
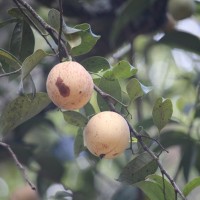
[10,185,38,200]
[46,61,94,110]
[84,111,130,159]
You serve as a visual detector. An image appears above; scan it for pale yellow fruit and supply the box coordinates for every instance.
[46,61,94,110]
[168,0,195,20]
[10,185,38,200]
[84,111,130,159]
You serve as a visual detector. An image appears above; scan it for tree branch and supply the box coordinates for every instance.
[13,0,70,60]
[58,0,64,62]
[94,83,187,200]
[0,142,36,190]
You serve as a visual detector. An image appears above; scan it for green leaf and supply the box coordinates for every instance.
[82,102,95,117]
[112,60,137,79]
[0,18,19,28]
[135,175,175,200]
[0,93,51,135]
[97,77,122,111]
[48,9,61,31]
[183,177,200,197]
[126,78,152,101]
[81,56,110,73]
[8,8,47,34]
[111,0,156,43]
[118,152,158,184]
[0,48,21,71]
[10,20,35,62]
[22,49,48,80]
[74,128,85,157]
[66,23,100,56]
[152,98,173,132]
[159,30,200,55]
[48,9,80,34]
[63,111,88,127]
[146,174,175,200]
[104,60,138,80]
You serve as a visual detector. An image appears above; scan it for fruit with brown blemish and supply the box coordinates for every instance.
[46,61,94,110]
[83,111,130,159]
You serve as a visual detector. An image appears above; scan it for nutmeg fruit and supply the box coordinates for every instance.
[46,61,94,110]
[84,111,130,159]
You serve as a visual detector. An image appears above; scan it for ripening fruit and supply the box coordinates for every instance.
[83,111,130,159]
[168,0,195,20]
[46,61,94,110]
[10,185,38,200]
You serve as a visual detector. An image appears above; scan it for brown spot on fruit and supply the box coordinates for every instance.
[55,77,70,97]
[46,61,94,110]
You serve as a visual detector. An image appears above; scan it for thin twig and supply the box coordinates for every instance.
[161,172,167,200]
[94,85,128,108]
[94,84,187,200]
[139,134,169,153]
[13,0,70,60]
[0,142,36,190]
[58,0,63,62]
[130,126,186,200]
[0,68,21,78]
[12,0,57,55]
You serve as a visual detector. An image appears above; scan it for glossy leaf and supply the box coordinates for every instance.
[136,181,164,200]
[22,49,48,80]
[10,21,35,62]
[152,98,173,132]
[0,93,51,135]
[81,56,110,73]
[0,48,21,71]
[104,60,137,80]
[135,175,175,200]
[97,77,122,111]
[126,78,152,101]
[118,152,158,184]
[112,60,137,79]
[74,128,85,157]
[63,111,88,127]
[8,8,47,34]
[183,177,200,197]
[146,174,175,199]
[66,23,100,56]
[159,30,200,55]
